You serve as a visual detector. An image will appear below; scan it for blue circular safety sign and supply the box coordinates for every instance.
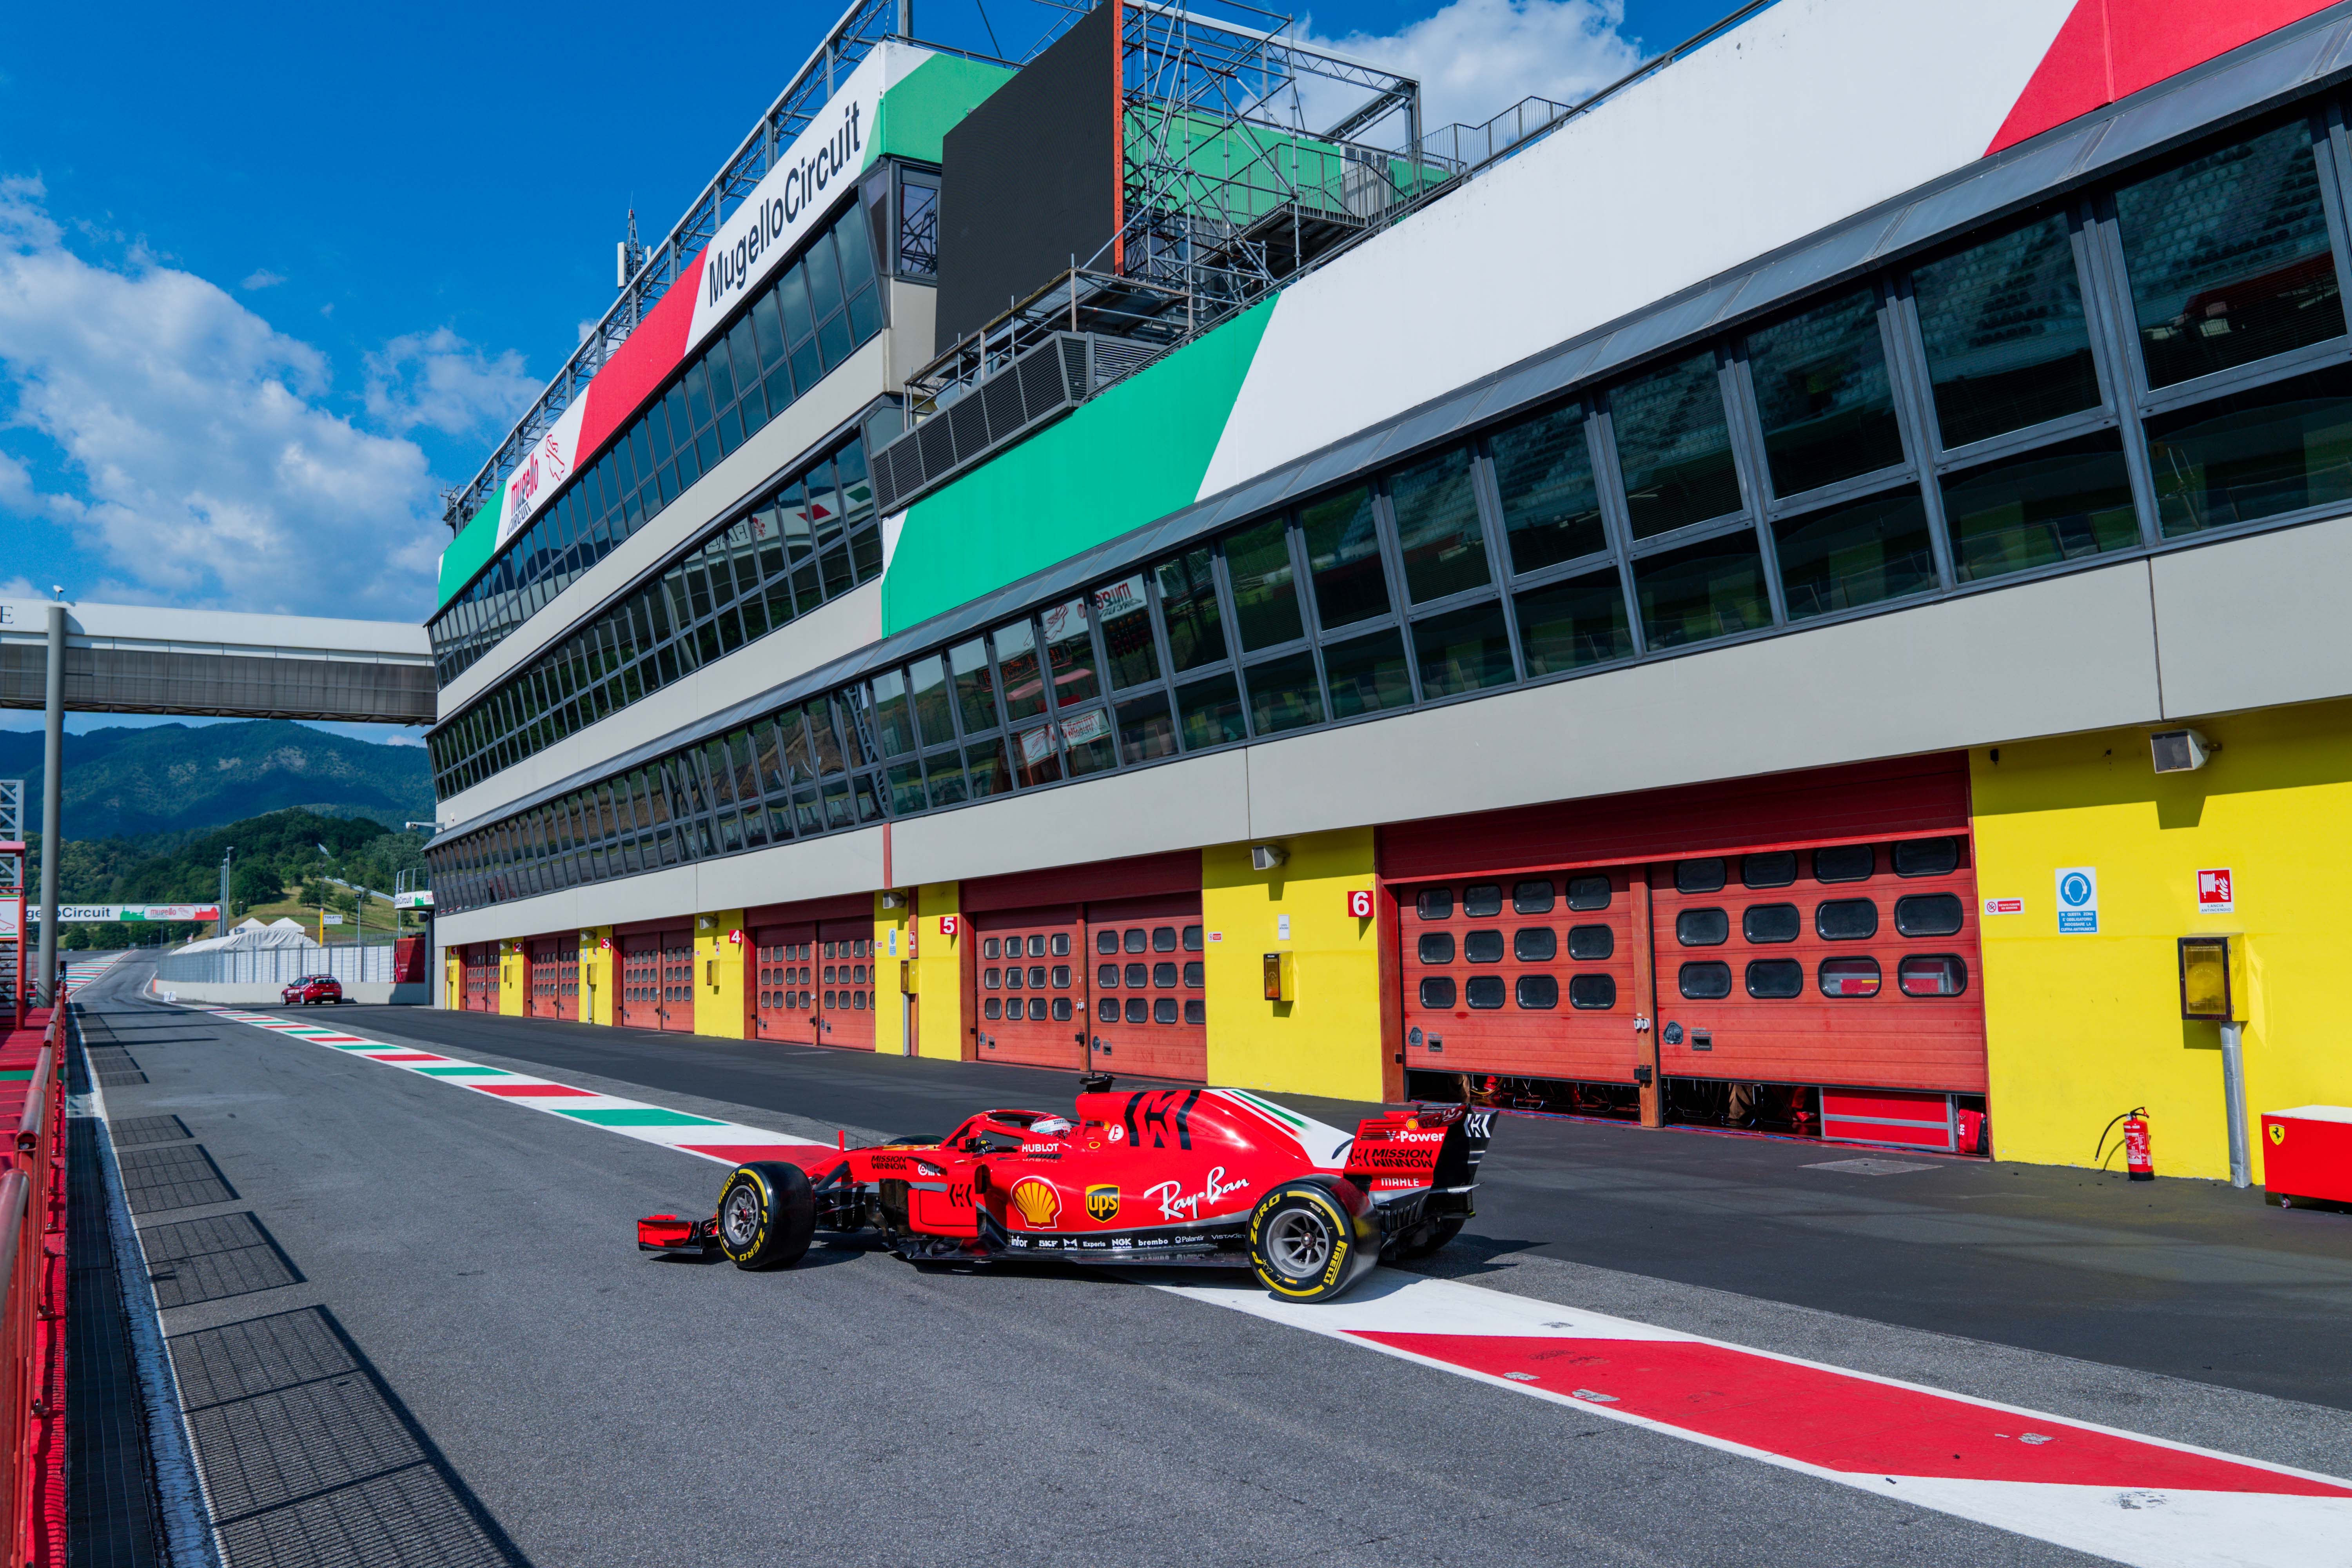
[2060,873,2092,907]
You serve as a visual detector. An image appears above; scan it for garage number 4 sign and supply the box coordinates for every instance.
[2055,867,2099,934]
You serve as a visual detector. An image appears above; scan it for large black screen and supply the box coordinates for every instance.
[936,3,1118,352]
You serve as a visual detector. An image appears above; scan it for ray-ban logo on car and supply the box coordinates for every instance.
[1085,1184,1120,1221]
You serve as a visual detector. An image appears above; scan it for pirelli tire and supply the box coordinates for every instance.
[1247,1178,1378,1303]
[715,1162,817,1271]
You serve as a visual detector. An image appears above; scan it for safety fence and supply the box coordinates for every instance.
[0,1007,66,1566]
[156,942,403,987]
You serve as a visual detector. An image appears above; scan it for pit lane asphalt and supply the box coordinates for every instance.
[263,989,2352,1412]
[91,963,2352,1567]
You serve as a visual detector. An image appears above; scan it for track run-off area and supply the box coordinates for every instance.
[79,956,2352,1568]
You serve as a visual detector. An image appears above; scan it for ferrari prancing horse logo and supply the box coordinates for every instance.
[1085,1184,1120,1221]
[2269,1123,2285,1145]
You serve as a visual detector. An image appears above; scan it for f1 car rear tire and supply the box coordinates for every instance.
[1248,1180,1376,1303]
[715,1162,816,1271]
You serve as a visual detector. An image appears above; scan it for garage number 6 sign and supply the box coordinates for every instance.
[1345,889,1374,919]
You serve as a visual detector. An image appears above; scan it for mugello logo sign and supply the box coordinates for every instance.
[497,51,890,547]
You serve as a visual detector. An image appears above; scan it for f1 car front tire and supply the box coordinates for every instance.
[1248,1180,1376,1303]
[715,1162,817,1271]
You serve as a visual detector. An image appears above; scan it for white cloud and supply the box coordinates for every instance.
[363,326,535,439]
[1301,0,1644,139]
[0,176,444,619]
[240,268,286,290]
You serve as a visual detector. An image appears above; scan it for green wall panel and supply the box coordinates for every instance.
[881,298,1276,634]
[869,54,1014,169]
[436,481,505,610]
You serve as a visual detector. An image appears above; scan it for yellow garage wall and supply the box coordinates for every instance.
[913,882,963,1061]
[444,953,461,1011]
[1202,828,1383,1102]
[497,939,524,1016]
[872,891,911,1056]
[694,909,747,1038]
[580,926,614,1025]
[1973,701,2352,1182]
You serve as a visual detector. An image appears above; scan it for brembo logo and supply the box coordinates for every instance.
[706,100,864,312]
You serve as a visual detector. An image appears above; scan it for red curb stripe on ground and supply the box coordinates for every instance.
[1351,1333,2352,1497]
[468,1084,598,1098]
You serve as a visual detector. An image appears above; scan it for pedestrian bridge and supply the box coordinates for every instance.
[0,598,433,726]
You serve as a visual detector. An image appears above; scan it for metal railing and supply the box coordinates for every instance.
[0,1013,63,1567]
[157,945,403,987]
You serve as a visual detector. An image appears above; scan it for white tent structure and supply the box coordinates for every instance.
[172,917,321,957]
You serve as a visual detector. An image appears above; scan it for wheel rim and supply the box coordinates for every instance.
[720,1184,761,1247]
[1266,1205,1335,1278]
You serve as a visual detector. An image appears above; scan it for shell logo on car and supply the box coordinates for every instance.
[1009,1177,1060,1228]
[1085,1184,1120,1221]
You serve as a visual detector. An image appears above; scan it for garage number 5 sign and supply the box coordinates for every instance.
[2055,866,2099,934]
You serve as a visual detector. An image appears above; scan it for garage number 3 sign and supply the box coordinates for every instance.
[2055,866,2099,934]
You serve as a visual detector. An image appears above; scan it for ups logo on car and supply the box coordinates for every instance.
[1085,1184,1120,1222]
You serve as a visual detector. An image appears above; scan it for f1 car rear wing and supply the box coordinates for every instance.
[1343,1103,1493,1193]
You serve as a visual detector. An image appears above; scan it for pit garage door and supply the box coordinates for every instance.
[747,895,876,1049]
[461,944,497,1012]
[975,907,1085,1072]
[526,937,572,1020]
[618,929,694,1032]
[1383,756,1984,1103]
[965,851,1207,1080]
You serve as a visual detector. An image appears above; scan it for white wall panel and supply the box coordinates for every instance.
[2152,510,2352,719]
[1199,0,2074,499]
[890,747,1252,886]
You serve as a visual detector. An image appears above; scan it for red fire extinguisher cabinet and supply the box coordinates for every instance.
[2260,1105,2352,1204]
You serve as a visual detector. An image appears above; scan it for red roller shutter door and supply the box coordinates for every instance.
[1651,835,1985,1094]
[618,935,662,1029]
[1083,894,1206,1082]
[462,944,497,1012]
[815,918,877,1051]
[658,933,695,1033]
[752,923,818,1042]
[526,938,562,1018]
[973,906,1085,1071]
[1381,756,1984,1098]
[1399,867,1640,1085]
[557,944,579,1018]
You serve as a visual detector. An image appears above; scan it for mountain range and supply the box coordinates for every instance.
[0,720,435,840]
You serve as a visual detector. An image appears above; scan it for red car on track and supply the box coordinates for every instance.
[639,1078,1492,1302]
[280,975,345,1005]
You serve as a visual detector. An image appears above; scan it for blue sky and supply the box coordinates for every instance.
[0,0,1727,743]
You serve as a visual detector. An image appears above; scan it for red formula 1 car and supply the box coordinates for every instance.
[638,1078,1493,1302]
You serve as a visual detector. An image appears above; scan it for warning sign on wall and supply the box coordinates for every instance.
[2055,867,2099,934]
[2197,868,2234,915]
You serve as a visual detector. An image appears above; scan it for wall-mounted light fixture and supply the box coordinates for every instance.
[2151,728,2217,774]
[1250,844,1288,871]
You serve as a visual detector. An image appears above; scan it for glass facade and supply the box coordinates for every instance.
[431,106,2352,916]
[428,192,887,688]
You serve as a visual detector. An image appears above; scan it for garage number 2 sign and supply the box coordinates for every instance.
[2055,866,2099,935]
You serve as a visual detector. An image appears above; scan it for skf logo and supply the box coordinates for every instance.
[1085,1184,1120,1222]
[1009,1177,1060,1228]
[2269,1123,2286,1145]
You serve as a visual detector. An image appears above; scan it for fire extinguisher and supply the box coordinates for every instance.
[2097,1107,2155,1181]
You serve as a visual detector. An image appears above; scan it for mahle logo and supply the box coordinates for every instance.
[1085,1184,1120,1222]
